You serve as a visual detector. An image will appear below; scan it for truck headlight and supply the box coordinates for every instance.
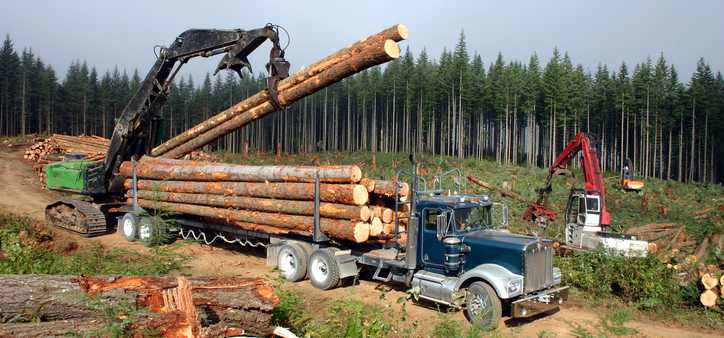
[507,277,523,295]
[552,267,561,283]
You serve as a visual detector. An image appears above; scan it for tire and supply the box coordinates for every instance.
[308,248,340,290]
[120,213,139,242]
[277,244,308,282]
[464,281,502,329]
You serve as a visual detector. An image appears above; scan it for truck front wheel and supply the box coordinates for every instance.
[277,244,308,282]
[308,249,340,290]
[464,282,502,329]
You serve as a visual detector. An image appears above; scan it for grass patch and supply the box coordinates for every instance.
[0,212,185,275]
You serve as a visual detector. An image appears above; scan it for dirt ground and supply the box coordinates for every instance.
[0,147,720,338]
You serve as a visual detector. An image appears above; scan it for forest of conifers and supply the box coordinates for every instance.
[1,33,722,183]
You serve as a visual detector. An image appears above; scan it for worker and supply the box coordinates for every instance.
[622,164,632,180]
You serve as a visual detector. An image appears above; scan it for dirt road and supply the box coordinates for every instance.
[0,147,719,337]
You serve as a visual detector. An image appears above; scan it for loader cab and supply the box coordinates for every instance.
[564,188,602,232]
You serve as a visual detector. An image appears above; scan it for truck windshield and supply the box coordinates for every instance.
[454,205,492,232]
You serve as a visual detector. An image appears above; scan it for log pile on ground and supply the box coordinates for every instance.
[151,24,407,159]
[23,134,110,186]
[0,274,286,338]
[120,157,409,244]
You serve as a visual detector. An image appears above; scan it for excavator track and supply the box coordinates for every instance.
[45,199,108,237]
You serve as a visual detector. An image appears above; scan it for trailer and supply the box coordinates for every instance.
[118,157,567,328]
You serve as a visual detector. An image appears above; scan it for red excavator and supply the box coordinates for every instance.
[524,132,650,256]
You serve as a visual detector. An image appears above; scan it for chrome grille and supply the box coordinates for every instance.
[523,241,554,293]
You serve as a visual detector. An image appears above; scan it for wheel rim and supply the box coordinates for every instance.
[139,222,151,241]
[469,291,493,324]
[279,251,296,276]
[311,257,329,282]
[122,218,135,237]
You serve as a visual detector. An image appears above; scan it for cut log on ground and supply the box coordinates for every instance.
[120,157,362,183]
[155,28,404,159]
[467,175,532,204]
[131,190,371,221]
[125,179,369,205]
[701,273,719,290]
[151,24,407,157]
[134,199,370,243]
[700,288,719,307]
[0,274,279,338]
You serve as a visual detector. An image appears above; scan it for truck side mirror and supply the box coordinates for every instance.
[436,213,448,240]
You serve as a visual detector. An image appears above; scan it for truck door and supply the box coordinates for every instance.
[421,208,447,273]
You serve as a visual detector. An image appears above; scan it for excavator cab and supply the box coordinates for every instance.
[564,188,602,232]
[621,159,644,193]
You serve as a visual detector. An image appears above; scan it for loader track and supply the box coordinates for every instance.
[45,199,108,237]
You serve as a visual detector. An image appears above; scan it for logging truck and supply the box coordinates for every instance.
[118,156,567,328]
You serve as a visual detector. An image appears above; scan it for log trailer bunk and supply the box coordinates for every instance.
[41,26,566,327]
[523,132,650,257]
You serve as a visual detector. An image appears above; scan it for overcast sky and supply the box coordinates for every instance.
[2,0,722,83]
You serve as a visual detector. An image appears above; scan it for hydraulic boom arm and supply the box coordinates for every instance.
[525,132,611,227]
[101,24,290,193]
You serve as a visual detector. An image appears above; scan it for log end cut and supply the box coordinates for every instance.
[384,40,401,59]
[353,222,371,243]
[352,185,369,205]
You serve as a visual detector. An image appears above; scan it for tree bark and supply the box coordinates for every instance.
[132,190,370,221]
[124,179,368,206]
[135,199,370,243]
[120,157,362,183]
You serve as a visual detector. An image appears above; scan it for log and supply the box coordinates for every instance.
[701,273,719,290]
[124,179,369,205]
[370,217,383,237]
[381,207,394,223]
[159,37,402,158]
[120,157,362,183]
[135,199,370,243]
[152,24,407,157]
[132,190,370,221]
[0,319,103,337]
[359,178,376,192]
[467,175,532,204]
[372,180,409,198]
[700,289,718,307]
[0,274,279,337]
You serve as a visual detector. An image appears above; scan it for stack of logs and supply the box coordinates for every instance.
[0,274,285,338]
[120,157,409,244]
[23,134,110,186]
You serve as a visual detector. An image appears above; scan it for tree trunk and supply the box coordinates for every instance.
[135,199,370,243]
[132,190,370,221]
[157,37,403,158]
[0,275,279,338]
[120,157,362,183]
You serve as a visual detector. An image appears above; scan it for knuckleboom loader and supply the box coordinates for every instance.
[523,132,651,257]
[128,157,566,328]
[42,25,291,235]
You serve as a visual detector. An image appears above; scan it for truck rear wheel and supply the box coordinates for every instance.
[277,244,308,282]
[308,249,340,290]
[464,281,502,329]
[120,213,139,242]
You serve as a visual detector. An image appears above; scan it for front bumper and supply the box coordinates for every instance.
[511,286,568,318]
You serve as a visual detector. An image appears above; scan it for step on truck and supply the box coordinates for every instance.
[121,156,567,327]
